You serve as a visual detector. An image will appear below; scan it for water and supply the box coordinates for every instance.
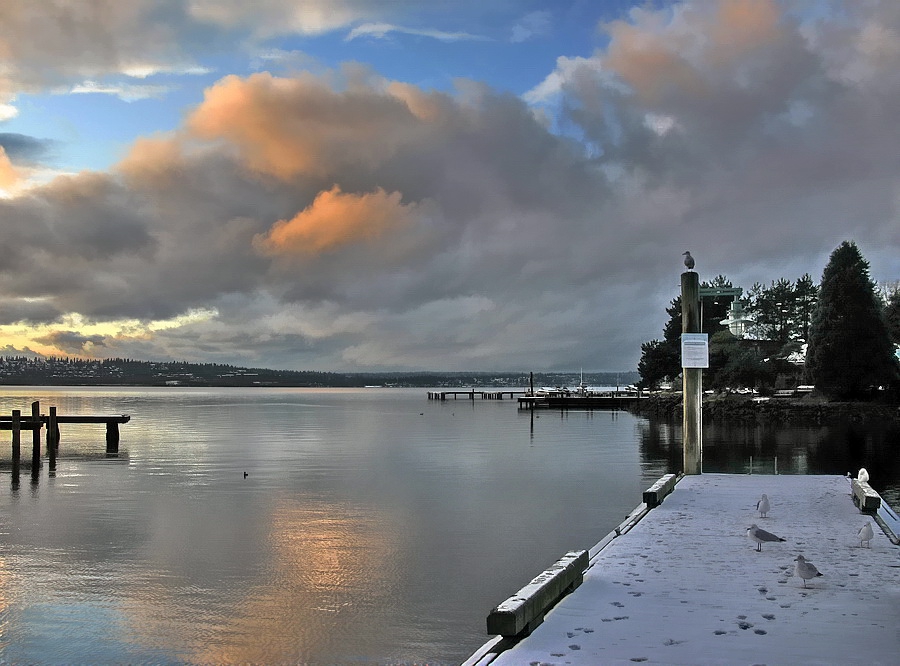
[0,387,897,664]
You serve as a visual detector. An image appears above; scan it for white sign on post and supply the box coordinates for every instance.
[681,333,709,368]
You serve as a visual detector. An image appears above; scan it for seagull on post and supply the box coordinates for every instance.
[682,251,695,270]
[857,468,869,483]
[858,522,874,548]
[794,555,823,587]
[747,524,785,551]
[757,493,770,518]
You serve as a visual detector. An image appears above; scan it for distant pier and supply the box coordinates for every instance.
[516,394,645,409]
[425,389,646,409]
[427,390,526,400]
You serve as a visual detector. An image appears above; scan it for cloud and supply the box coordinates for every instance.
[0,345,42,359]
[510,11,552,43]
[187,0,391,37]
[35,330,108,355]
[0,1,899,372]
[0,147,21,190]
[69,80,173,101]
[0,1,204,102]
[0,133,55,163]
[254,185,418,255]
[345,22,486,42]
[0,298,62,326]
[186,71,426,180]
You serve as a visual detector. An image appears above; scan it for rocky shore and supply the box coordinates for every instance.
[630,392,900,423]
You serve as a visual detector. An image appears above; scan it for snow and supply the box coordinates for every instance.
[482,474,900,665]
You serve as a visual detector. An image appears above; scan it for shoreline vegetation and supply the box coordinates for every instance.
[0,356,639,389]
[630,391,900,422]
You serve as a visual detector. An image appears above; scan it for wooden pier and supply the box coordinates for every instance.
[427,390,526,400]
[517,394,646,409]
[1,401,131,477]
[466,473,900,665]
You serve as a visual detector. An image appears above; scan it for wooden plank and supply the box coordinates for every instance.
[487,550,588,638]
[643,473,680,508]
[0,414,130,424]
[48,415,131,424]
[851,478,882,513]
[0,421,41,430]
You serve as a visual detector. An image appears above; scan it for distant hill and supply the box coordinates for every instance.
[0,356,639,388]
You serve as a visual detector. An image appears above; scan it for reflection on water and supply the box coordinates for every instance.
[0,387,897,664]
[120,500,403,665]
[637,414,900,502]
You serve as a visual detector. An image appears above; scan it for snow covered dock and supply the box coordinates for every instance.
[466,474,900,665]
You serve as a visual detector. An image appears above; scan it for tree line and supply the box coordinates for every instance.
[0,356,638,389]
[638,241,900,400]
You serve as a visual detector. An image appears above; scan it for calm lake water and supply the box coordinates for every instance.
[0,387,897,665]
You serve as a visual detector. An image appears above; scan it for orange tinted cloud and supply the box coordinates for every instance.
[605,16,703,104]
[116,135,186,185]
[709,0,782,58]
[0,146,20,190]
[187,72,418,180]
[605,0,785,103]
[254,185,415,255]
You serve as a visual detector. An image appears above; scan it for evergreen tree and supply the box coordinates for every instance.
[884,287,900,349]
[637,276,735,389]
[805,241,900,400]
[794,273,818,343]
[637,339,679,389]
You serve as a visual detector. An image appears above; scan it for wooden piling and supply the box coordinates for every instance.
[31,401,41,470]
[48,406,57,471]
[106,422,119,453]
[682,271,702,475]
[11,409,21,477]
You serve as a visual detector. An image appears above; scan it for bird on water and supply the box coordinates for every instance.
[682,251,695,270]
[747,523,785,551]
[794,555,823,587]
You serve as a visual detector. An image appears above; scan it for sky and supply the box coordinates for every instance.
[0,0,898,373]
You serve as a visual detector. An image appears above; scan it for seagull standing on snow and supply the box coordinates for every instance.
[857,468,870,483]
[747,524,785,551]
[682,251,695,270]
[794,555,824,587]
[858,522,875,548]
[756,493,770,518]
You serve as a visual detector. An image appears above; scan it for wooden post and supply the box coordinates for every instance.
[11,409,21,478]
[682,271,702,475]
[106,421,119,454]
[31,401,41,471]
[48,406,57,471]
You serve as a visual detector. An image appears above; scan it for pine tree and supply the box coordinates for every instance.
[885,287,900,348]
[805,241,900,400]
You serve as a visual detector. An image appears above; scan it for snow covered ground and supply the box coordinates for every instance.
[480,474,900,665]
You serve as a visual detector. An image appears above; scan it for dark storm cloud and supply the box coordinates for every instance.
[0,133,55,163]
[35,330,107,355]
